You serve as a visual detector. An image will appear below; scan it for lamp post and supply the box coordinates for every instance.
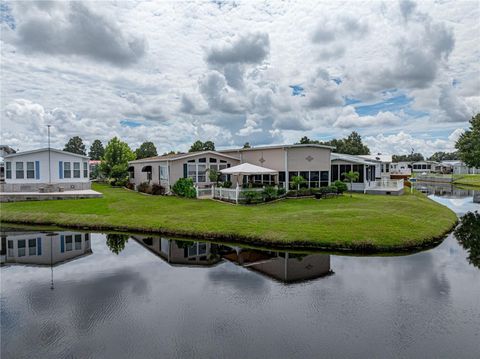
[47,124,52,185]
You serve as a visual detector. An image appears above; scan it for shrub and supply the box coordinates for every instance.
[125,182,135,190]
[262,186,278,201]
[222,180,232,189]
[334,180,348,194]
[172,178,196,198]
[151,184,166,195]
[276,187,286,196]
[243,190,261,204]
[137,182,151,194]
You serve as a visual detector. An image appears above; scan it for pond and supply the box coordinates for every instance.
[1,184,479,358]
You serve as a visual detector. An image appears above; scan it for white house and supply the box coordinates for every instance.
[2,148,91,192]
[441,160,479,175]
[358,154,392,179]
[390,161,412,175]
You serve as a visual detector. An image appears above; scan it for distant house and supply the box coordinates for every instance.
[0,145,16,182]
[441,160,479,175]
[390,161,412,175]
[2,148,91,192]
[411,160,439,173]
[358,154,392,179]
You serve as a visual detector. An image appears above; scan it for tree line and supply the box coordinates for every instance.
[59,113,479,186]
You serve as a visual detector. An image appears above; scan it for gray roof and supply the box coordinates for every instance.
[331,153,377,165]
[218,143,335,152]
[129,150,240,164]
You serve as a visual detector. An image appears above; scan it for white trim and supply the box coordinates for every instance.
[4,148,89,160]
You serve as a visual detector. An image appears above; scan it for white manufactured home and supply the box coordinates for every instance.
[2,148,91,192]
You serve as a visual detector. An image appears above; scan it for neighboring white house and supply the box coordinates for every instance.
[2,148,91,192]
[411,160,439,173]
[358,154,392,179]
[390,161,412,175]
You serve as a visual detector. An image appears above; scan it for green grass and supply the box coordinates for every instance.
[0,183,457,252]
[453,174,480,187]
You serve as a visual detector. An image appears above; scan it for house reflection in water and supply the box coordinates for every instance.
[132,236,332,283]
[0,231,92,266]
[132,236,222,267]
[222,248,332,283]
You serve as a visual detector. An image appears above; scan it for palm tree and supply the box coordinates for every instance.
[291,175,306,196]
[342,170,360,197]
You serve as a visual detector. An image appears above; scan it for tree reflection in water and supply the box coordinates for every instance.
[454,211,480,269]
[106,233,130,255]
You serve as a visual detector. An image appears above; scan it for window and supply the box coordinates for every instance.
[197,164,207,182]
[73,162,80,178]
[16,162,24,179]
[75,234,82,250]
[320,171,329,187]
[65,235,73,251]
[209,158,217,163]
[220,160,227,163]
[85,233,90,241]
[331,165,339,182]
[422,164,427,170]
[309,171,319,188]
[29,238,36,255]
[18,239,26,257]
[83,162,88,178]
[427,165,431,170]
[299,171,309,188]
[6,162,11,179]
[64,162,71,178]
[26,162,35,179]
[386,164,389,173]
[187,164,196,181]
[279,171,285,183]
[159,165,168,181]
[8,240,14,257]
[198,158,207,163]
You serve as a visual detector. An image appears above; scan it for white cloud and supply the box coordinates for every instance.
[333,107,402,129]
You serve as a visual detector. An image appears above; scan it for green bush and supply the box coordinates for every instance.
[137,182,151,194]
[276,187,286,196]
[222,181,232,188]
[172,178,196,198]
[243,190,261,204]
[125,182,135,190]
[262,186,278,201]
[334,180,348,194]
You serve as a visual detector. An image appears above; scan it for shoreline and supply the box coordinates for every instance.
[0,217,458,254]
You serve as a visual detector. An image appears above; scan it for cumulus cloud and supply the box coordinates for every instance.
[198,71,246,113]
[333,106,402,128]
[438,85,472,122]
[10,1,146,66]
[206,32,270,65]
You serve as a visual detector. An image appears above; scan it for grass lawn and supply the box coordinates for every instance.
[453,174,480,187]
[0,183,457,252]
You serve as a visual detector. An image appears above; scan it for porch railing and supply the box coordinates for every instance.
[196,185,266,203]
[364,179,404,192]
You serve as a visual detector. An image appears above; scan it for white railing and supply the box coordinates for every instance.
[364,179,404,192]
[196,187,213,197]
[213,187,238,202]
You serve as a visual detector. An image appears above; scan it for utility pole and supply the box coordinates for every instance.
[47,124,52,184]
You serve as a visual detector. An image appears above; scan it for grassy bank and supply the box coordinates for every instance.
[454,174,480,187]
[0,184,457,252]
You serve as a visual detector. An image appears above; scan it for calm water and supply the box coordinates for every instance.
[1,184,479,359]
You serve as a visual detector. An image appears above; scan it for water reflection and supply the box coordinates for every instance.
[454,211,480,269]
[1,230,91,266]
[132,235,332,283]
[414,182,480,214]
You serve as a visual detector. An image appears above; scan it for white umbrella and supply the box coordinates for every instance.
[220,162,278,175]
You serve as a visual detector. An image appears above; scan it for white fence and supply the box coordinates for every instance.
[196,185,266,203]
[364,179,404,192]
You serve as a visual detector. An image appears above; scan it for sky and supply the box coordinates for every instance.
[1,0,479,156]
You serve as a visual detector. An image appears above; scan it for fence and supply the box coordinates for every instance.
[196,185,267,203]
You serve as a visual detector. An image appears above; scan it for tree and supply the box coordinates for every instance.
[64,136,86,155]
[88,139,105,160]
[428,151,459,162]
[296,131,370,155]
[208,168,221,186]
[135,141,158,159]
[99,137,135,185]
[454,211,480,269]
[291,175,306,191]
[342,170,360,196]
[106,233,129,255]
[189,140,215,152]
[392,149,424,162]
[243,142,251,149]
[456,114,480,168]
